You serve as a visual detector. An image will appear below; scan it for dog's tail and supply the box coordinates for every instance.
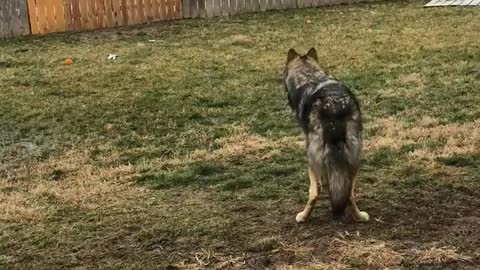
[311,84,359,220]
[319,91,355,220]
[324,141,352,220]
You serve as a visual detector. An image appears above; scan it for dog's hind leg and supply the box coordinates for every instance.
[350,176,369,222]
[296,167,321,223]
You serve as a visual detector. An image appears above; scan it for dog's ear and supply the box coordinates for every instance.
[306,48,318,62]
[287,49,299,63]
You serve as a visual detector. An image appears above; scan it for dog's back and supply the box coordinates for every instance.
[284,48,368,222]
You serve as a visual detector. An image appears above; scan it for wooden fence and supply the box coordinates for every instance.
[27,0,182,34]
[184,0,354,18]
[0,0,30,38]
[1,0,368,37]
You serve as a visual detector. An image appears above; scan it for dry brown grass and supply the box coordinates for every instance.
[141,126,304,169]
[278,239,474,270]
[366,116,480,161]
[278,262,350,270]
[324,239,471,270]
[412,246,472,265]
[382,73,426,98]
[329,239,403,270]
[169,249,246,270]
[0,145,144,223]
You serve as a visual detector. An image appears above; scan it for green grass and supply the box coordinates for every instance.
[1,1,480,269]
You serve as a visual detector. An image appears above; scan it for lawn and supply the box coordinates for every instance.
[1,1,479,269]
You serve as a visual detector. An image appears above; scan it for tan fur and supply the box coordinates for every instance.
[296,167,321,222]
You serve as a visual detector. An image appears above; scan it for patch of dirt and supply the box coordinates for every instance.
[151,185,480,270]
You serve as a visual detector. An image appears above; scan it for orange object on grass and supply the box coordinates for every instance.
[65,58,73,65]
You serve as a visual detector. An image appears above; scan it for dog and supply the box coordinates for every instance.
[283,48,369,223]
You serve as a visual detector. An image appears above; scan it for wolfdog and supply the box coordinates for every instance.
[283,48,369,223]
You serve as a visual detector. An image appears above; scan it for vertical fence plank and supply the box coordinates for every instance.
[244,0,251,12]
[0,2,5,37]
[11,0,19,35]
[161,0,167,18]
[18,0,31,35]
[95,0,104,28]
[145,0,153,21]
[266,0,273,10]
[0,0,30,37]
[52,0,65,32]
[111,0,120,26]
[251,0,259,11]
[204,0,211,17]
[5,0,13,36]
[137,0,146,22]
[38,1,49,33]
[221,0,229,16]
[129,0,136,25]
[44,0,55,32]
[182,0,190,18]
[27,0,38,34]
[214,0,222,16]
[117,0,126,26]
[123,0,131,25]
[176,0,183,18]
[158,0,166,19]
[275,0,282,9]
[236,0,244,13]
[152,0,161,19]
[190,0,198,17]
[71,0,82,30]
[229,0,236,14]
[91,0,99,29]
[88,0,97,29]
[171,0,178,19]
[259,0,266,11]
[290,0,297,8]
[104,0,113,27]
[63,0,73,31]
[134,0,141,23]
[198,0,206,17]
[128,0,136,25]
[271,0,277,10]
[174,0,180,18]
[85,0,93,29]
[164,0,171,19]
[78,0,89,28]
[162,0,168,19]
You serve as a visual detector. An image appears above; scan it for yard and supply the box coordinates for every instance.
[1,1,479,269]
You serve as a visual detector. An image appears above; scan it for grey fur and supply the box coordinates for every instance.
[284,48,363,220]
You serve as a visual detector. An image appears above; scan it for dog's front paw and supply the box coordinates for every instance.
[295,212,308,223]
[356,211,369,222]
